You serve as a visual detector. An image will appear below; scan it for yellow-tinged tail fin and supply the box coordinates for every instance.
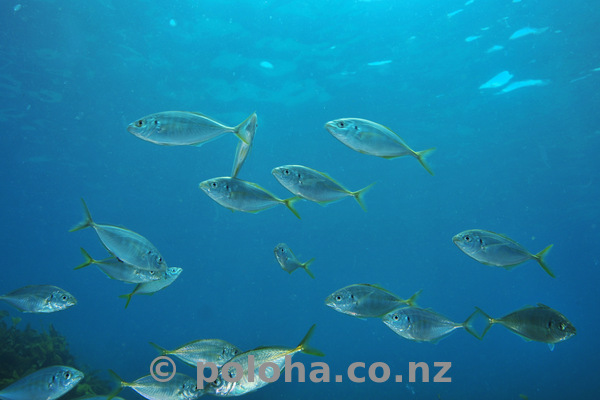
[233,112,257,144]
[534,244,555,278]
[119,287,138,309]
[296,324,325,357]
[106,369,127,400]
[149,342,169,355]
[474,307,496,339]
[403,289,422,307]
[74,248,95,270]
[283,197,301,219]
[302,258,316,279]
[415,148,435,176]
[69,198,94,232]
[351,182,376,212]
[462,309,483,340]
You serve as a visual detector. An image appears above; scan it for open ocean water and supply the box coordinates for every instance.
[1,0,599,399]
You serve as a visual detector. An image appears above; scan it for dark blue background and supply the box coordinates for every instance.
[1,0,598,398]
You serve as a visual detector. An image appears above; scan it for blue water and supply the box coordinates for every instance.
[1,0,598,399]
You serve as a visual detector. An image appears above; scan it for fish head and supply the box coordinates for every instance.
[146,250,167,271]
[166,267,183,279]
[218,344,242,366]
[48,289,77,311]
[452,230,485,256]
[382,309,411,332]
[49,366,85,392]
[271,165,303,190]
[181,377,204,399]
[324,287,361,315]
[205,371,234,396]
[127,115,161,140]
[273,243,291,265]
[324,119,360,141]
[199,178,234,201]
[548,315,577,342]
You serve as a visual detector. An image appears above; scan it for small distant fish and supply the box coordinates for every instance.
[325,284,421,319]
[453,229,555,277]
[465,35,482,42]
[479,71,513,89]
[108,371,202,400]
[447,9,463,18]
[70,199,168,272]
[199,177,301,219]
[272,165,375,211]
[274,243,315,278]
[150,339,241,368]
[383,307,481,342]
[75,248,161,284]
[324,118,435,175]
[259,61,274,69]
[119,267,183,308]
[0,365,84,400]
[486,45,504,53]
[509,26,549,40]
[231,113,258,178]
[476,304,576,350]
[169,19,177,27]
[14,4,22,12]
[0,285,77,313]
[497,79,549,94]
[127,111,256,146]
[367,60,392,66]
[206,325,324,397]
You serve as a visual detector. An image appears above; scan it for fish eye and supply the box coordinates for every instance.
[393,314,399,321]
[284,169,290,175]
[350,294,355,299]
[211,182,217,188]
[464,235,471,242]
[153,120,158,125]
[158,257,163,263]
[335,295,342,301]
[135,120,143,127]
[337,121,345,128]
[62,295,68,301]
[65,372,71,379]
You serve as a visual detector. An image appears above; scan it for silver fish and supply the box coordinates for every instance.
[206,325,324,397]
[70,199,168,272]
[383,307,480,342]
[199,177,301,219]
[75,248,161,284]
[119,267,183,308]
[150,339,242,368]
[509,26,549,40]
[0,365,84,400]
[0,285,77,313]
[127,111,257,146]
[108,371,203,400]
[273,243,315,278]
[231,114,258,178]
[452,229,554,277]
[476,304,576,351]
[324,118,435,175]
[271,165,375,211]
[325,284,421,319]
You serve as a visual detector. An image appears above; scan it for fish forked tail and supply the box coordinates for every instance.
[282,197,302,219]
[415,148,436,176]
[149,341,170,356]
[351,182,376,212]
[302,258,316,279]
[402,289,422,307]
[295,324,325,357]
[118,287,138,309]
[233,112,258,145]
[74,248,95,270]
[534,244,555,278]
[462,308,487,340]
[106,369,129,399]
[69,198,95,232]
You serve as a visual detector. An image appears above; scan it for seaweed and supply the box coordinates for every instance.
[0,311,111,398]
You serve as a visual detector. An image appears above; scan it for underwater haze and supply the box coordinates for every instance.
[1,0,599,399]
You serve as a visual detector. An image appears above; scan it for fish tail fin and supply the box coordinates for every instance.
[69,198,94,232]
[352,182,376,211]
[462,309,483,340]
[119,292,135,309]
[149,342,169,355]
[74,247,95,270]
[302,258,316,279]
[404,289,422,307]
[474,307,495,339]
[415,148,436,176]
[283,197,301,219]
[534,244,555,278]
[233,112,257,144]
[296,324,325,357]
[106,369,126,399]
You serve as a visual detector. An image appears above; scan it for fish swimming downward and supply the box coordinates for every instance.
[452,229,555,277]
[324,118,435,175]
[0,285,77,313]
[274,243,315,278]
[127,111,257,146]
[0,365,84,400]
[272,164,375,211]
[475,304,576,350]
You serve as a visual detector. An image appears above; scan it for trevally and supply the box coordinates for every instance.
[383,307,481,342]
[476,304,576,350]
[70,198,168,272]
[108,371,203,400]
[324,118,435,175]
[150,339,241,368]
[274,243,315,278]
[119,267,183,308]
[0,365,83,400]
[0,285,77,313]
[75,248,161,284]
[206,325,324,397]
[271,165,375,211]
[199,177,301,219]
[452,229,554,277]
[127,111,257,146]
[325,284,421,319]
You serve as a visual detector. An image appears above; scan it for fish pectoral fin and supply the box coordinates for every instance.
[548,343,555,351]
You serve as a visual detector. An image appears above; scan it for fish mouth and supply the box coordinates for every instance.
[324,121,336,132]
[199,181,211,192]
[451,235,461,244]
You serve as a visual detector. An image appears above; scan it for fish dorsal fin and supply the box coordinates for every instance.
[536,303,551,309]
[360,283,396,295]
